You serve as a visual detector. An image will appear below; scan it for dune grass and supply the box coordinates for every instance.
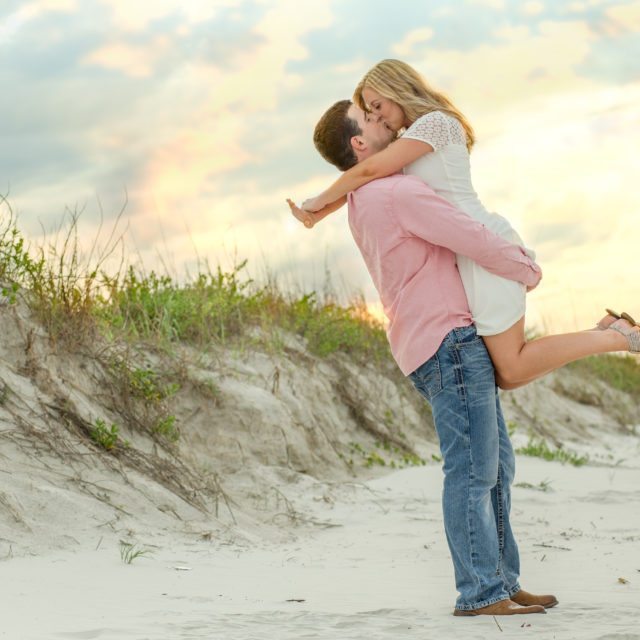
[96,260,390,362]
[1,200,390,364]
[516,438,589,467]
[565,354,640,402]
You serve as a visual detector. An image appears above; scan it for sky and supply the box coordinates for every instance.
[1,0,639,334]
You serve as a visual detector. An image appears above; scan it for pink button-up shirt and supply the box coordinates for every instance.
[348,174,541,375]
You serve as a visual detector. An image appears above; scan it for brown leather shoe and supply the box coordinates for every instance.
[511,589,559,609]
[453,599,546,616]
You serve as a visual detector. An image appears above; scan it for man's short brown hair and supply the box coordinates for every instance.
[313,100,362,171]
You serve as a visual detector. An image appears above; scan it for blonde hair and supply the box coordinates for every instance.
[353,59,475,151]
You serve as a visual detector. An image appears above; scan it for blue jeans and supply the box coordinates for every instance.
[409,326,521,610]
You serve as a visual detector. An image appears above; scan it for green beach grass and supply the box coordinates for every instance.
[1,201,390,365]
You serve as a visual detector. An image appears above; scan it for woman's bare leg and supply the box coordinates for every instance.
[483,317,632,390]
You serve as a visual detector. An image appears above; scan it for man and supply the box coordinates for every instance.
[288,100,558,616]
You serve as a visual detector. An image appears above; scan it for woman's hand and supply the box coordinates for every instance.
[286,199,315,229]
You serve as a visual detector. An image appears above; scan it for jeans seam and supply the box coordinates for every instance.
[496,464,505,567]
[431,356,443,398]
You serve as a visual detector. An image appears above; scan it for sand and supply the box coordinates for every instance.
[1,300,639,638]
[2,431,639,640]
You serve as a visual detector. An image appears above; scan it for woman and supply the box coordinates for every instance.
[292,59,638,388]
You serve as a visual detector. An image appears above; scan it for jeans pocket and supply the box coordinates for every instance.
[455,335,495,387]
[452,325,482,347]
[409,355,443,400]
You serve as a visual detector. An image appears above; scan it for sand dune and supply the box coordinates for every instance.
[1,298,639,638]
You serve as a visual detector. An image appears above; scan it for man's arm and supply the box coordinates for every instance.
[392,176,541,289]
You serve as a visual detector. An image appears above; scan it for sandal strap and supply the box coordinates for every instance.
[610,320,640,353]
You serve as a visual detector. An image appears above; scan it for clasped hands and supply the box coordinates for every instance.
[286,196,323,229]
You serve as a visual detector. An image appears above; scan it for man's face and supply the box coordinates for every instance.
[347,104,396,156]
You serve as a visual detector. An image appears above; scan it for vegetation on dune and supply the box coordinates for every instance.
[0,198,390,364]
[565,355,640,403]
[98,262,390,362]
[119,541,152,564]
[515,437,589,467]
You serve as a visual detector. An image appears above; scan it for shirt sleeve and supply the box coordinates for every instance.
[391,176,541,288]
[401,111,465,150]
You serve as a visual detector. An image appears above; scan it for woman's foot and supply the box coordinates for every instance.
[597,309,638,330]
[596,309,620,330]
[608,318,640,353]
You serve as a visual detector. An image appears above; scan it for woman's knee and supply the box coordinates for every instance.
[493,360,530,389]
[496,373,526,390]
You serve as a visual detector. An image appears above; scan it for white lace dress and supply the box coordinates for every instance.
[402,111,531,336]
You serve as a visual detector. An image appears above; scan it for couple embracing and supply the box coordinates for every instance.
[288,59,638,616]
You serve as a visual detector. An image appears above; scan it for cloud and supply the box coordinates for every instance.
[0,4,44,44]
[0,0,76,41]
[466,0,505,9]
[522,1,545,16]
[466,79,640,333]
[136,110,252,234]
[472,80,640,215]
[401,18,599,130]
[525,204,638,333]
[95,0,176,32]
[40,0,77,9]
[603,1,640,34]
[2,0,338,262]
[82,36,171,77]
[125,0,335,247]
[391,27,434,58]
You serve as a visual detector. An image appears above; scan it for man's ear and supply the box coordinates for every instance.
[350,136,366,152]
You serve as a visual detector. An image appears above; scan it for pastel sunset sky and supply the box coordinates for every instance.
[1,0,639,333]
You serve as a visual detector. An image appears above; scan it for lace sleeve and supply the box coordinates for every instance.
[402,111,466,150]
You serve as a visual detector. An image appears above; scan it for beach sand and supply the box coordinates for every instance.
[2,432,639,640]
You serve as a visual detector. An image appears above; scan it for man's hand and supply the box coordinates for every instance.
[526,265,542,292]
[287,199,315,229]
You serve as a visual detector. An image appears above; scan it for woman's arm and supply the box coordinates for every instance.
[303,138,433,213]
[287,196,347,228]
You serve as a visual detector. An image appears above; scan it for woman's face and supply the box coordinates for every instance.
[362,87,407,132]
